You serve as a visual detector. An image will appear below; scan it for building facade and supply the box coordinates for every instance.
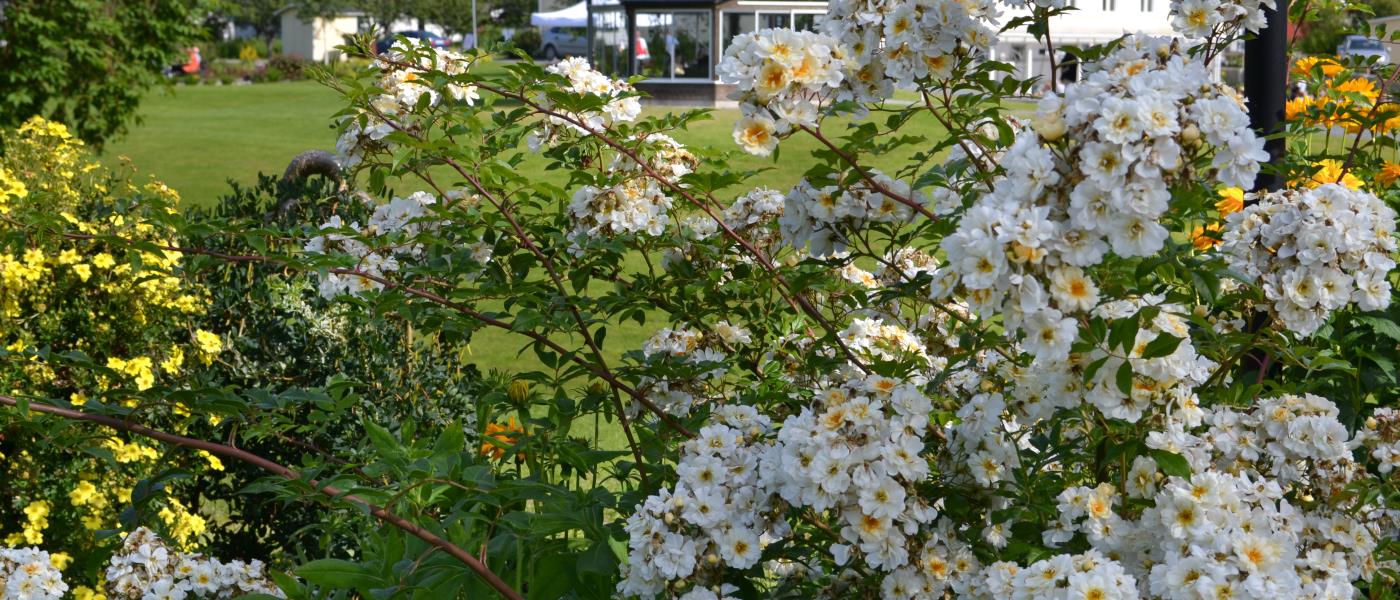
[584,0,1190,102]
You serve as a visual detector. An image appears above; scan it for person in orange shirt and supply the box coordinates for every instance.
[168,46,200,76]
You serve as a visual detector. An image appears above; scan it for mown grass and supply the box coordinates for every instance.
[100,76,957,373]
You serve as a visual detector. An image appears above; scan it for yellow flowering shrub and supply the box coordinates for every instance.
[0,117,225,584]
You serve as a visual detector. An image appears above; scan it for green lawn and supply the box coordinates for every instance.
[100,78,957,375]
[102,79,951,207]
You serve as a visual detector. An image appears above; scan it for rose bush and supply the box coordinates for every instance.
[4,1,1400,599]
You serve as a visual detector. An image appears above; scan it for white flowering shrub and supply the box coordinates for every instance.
[9,3,1400,600]
[0,548,67,599]
[0,528,281,600]
[1222,184,1397,335]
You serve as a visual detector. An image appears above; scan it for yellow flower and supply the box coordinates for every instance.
[92,253,116,269]
[69,481,98,506]
[1334,77,1379,103]
[1285,95,1312,122]
[161,345,184,374]
[72,263,92,282]
[1293,56,1344,78]
[1216,187,1244,216]
[194,329,222,357]
[1297,159,1364,190]
[70,391,88,406]
[50,552,73,571]
[197,450,225,471]
[73,586,107,600]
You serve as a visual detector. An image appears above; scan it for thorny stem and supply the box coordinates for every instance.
[0,395,525,600]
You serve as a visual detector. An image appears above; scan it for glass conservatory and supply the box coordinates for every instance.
[587,0,826,104]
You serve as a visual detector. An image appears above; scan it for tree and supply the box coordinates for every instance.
[0,0,208,148]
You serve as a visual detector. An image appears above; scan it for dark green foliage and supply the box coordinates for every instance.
[180,174,483,563]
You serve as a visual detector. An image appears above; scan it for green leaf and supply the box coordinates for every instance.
[1150,449,1192,479]
[1114,361,1134,395]
[296,559,385,591]
[1357,315,1400,343]
[1139,334,1184,359]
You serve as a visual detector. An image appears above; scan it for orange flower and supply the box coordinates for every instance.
[1295,159,1364,190]
[481,417,525,460]
[1285,96,1312,122]
[1215,187,1244,216]
[1293,56,1344,78]
[1334,77,1380,103]
[1191,223,1224,251]
[1379,162,1400,187]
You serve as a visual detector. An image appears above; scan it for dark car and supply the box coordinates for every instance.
[375,30,452,54]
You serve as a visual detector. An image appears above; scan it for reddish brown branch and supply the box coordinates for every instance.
[0,395,524,600]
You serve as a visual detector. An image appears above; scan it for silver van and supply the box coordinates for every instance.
[540,27,588,60]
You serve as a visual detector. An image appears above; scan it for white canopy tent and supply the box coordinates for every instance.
[531,0,664,29]
[531,2,588,28]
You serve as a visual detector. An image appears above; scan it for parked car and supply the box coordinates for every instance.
[1337,35,1390,64]
[540,27,588,60]
[376,30,452,54]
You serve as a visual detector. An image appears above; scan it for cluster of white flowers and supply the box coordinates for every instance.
[0,547,67,600]
[1078,297,1215,424]
[1031,392,1393,598]
[105,527,283,599]
[717,29,851,156]
[1221,183,1397,336]
[936,37,1266,364]
[780,171,925,257]
[567,134,700,248]
[621,369,944,597]
[303,191,446,299]
[972,550,1138,599]
[569,179,672,240]
[1170,0,1275,39]
[1360,407,1400,473]
[527,57,642,150]
[821,0,997,96]
[337,42,480,167]
[837,317,931,364]
[634,323,750,416]
[618,406,782,597]
[766,370,938,571]
[721,187,785,246]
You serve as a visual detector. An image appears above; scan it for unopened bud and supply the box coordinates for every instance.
[1181,124,1201,145]
[508,380,531,404]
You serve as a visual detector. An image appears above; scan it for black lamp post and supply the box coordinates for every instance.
[1244,0,1289,193]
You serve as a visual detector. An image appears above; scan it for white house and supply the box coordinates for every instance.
[279,10,456,62]
[996,0,1180,88]
[279,10,362,62]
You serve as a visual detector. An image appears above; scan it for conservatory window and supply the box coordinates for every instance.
[634,11,712,80]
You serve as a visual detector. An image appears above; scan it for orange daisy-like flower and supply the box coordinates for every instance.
[1379,162,1400,187]
[1296,159,1364,191]
[1285,96,1313,122]
[481,417,525,460]
[1293,56,1345,78]
[1216,187,1245,216]
[1191,223,1224,251]
[1333,77,1380,103]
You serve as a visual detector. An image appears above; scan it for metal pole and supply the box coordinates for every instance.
[1244,0,1288,193]
[471,0,478,50]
